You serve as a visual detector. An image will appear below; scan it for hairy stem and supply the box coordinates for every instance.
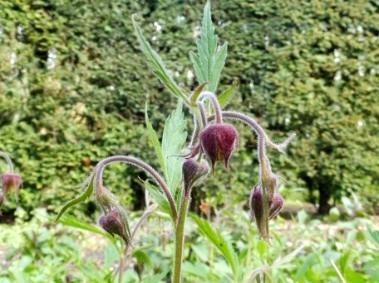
[198,91,223,124]
[94,155,177,221]
[0,151,14,172]
[173,190,191,283]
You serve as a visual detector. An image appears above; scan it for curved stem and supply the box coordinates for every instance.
[0,151,14,172]
[208,111,295,240]
[189,108,202,148]
[94,155,177,221]
[197,101,208,128]
[198,91,223,123]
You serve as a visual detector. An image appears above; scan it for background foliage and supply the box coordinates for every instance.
[0,0,378,215]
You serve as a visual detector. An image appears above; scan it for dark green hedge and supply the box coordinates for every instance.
[0,0,378,214]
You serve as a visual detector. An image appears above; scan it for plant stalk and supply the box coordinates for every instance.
[173,191,191,283]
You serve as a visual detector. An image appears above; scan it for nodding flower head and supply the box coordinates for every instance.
[249,185,264,222]
[182,158,209,192]
[99,208,130,244]
[1,173,22,193]
[269,193,284,219]
[199,123,238,169]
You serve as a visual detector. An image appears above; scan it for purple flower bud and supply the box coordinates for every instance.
[99,208,130,244]
[199,123,238,169]
[1,173,22,193]
[249,186,264,222]
[269,193,284,219]
[182,159,209,191]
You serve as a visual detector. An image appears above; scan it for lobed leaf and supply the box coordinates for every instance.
[190,1,227,93]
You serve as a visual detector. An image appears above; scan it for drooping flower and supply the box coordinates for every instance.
[99,208,130,244]
[269,193,284,219]
[199,123,238,169]
[1,173,22,193]
[182,158,209,192]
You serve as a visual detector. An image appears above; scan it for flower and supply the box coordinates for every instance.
[1,173,22,193]
[269,193,284,219]
[99,208,130,244]
[182,159,209,192]
[199,123,238,169]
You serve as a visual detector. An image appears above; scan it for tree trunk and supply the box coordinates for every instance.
[318,186,331,214]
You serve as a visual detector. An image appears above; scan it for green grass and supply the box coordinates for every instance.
[0,207,378,283]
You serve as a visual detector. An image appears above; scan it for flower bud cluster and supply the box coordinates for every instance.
[249,185,284,236]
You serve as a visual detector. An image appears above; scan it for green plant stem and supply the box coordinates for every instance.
[173,192,191,283]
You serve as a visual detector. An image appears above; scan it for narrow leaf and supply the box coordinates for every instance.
[59,214,114,241]
[218,79,239,107]
[191,82,208,106]
[191,214,239,276]
[56,174,94,221]
[132,15,190,105]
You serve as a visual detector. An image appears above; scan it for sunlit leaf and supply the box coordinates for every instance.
[132,15,189,105]
[56,174,94,221]
[191,214,239,276]
[190,1,227,93]
[161,102,187,198]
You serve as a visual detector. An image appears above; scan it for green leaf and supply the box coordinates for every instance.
[144,181,170,213]
[191,214,239,276]
[59,214,114,241]
[190,1,227,93]
[218,79,239,107]
[368,229,379,246]
[56,174,94,221]
[132,15,189,105]
[190,82,208,106]
[161,102,187,197]
[145,102,166,172]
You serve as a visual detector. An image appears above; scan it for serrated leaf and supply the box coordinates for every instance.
[56,174,94,221]
[132,15,189,105]
[190,1,227,93]
[145,102,165,172]
[161,102,187,197]
[191,214,239,276]
[218,79,239,107]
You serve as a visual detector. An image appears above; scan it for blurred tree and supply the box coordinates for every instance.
[0,0,377,215]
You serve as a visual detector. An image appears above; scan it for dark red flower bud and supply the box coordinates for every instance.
[269,193,284,219]
[249,186,264,222]
[1,173,22,193]
[199,123,238,169]
[182,159,209,192]
[99,208,130,244]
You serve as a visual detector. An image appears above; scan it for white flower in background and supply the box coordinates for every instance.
[334,49,341,64]
[193,26,201,38]
[154,21,162,33]
[10,52,17,67]
[334,70,342,82]
[47,48,57,70]
[176,15,185,24]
